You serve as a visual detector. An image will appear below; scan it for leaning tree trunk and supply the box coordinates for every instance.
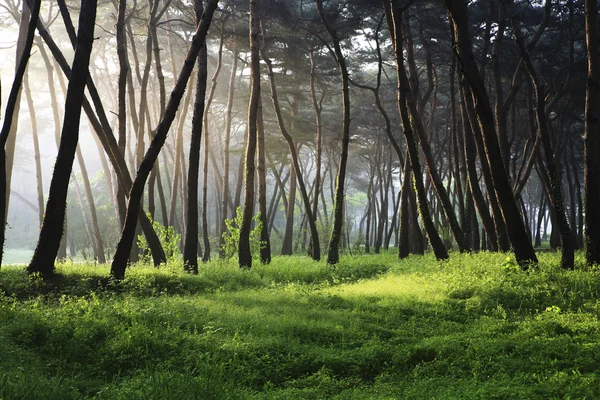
[445,0,537,267]
[111,0,218,279]
[317,0,352,265]
[34,11,166,266]
[27,0,95,276]
[387,0,448,261]
[506,0,573,269]
[584,0,600,266]
[238,0,260,269]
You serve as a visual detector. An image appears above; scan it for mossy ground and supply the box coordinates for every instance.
[1,251,599,399]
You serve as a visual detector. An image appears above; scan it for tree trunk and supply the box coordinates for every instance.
[218,50,238,257]
[111,0,218,279]
[264,54,320,260]
[27,0,95,276]
[506,1,573,269]
[317,0,352,265]
[238,0,260,269]
[446,0,537,267]
[387,1,448,261]
[256,97,272,263]
[0,0,40,268]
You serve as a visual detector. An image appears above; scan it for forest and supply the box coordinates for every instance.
[1,0,600,398]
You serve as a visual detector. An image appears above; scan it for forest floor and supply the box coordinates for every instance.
[0,251,599,399]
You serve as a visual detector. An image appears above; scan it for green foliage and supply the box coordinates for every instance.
[1,252,600,398]
[221,207,263,259]
[137,214,181,263]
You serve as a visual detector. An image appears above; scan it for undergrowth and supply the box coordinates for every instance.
[1,251,599,399]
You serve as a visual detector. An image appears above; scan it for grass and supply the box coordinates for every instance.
[0,251,599,399]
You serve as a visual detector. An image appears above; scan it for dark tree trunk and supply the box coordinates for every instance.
[506,0,573,269]
[585,0,600,266]
[27,0,95,276]
[200,24,224,263]
[317,0,352,265]
[264,54,320,261]
[34,11,166,266]
[238,0,260,269]
[446,0,537,267]
[111,0,218,279]
[256,97,272,263]
[387,1,448,261]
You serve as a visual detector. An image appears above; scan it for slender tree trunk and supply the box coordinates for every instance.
[238,0,260,268]
[387,1,447,260]
[111,0,218,279]
[23,71,44,228]
[218,50,238,257]
[27,0,95,276]
[256,97,272,263]
[0,0,40,268]
[317,0,352,265]
[183,1,209,273]
[264,55,320,260]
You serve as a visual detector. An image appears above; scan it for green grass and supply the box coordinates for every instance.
[1,251,599,399]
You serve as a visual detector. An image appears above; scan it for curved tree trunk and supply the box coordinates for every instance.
[317,0,352,265]
[264,55,320,261]
[256,97,272,263]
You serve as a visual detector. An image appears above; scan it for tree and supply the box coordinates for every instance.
[445,0,538,267]
[111,0,219,279]
[28,0,97,276]
[0,0,41,268]
[316,0,352,265]
[238,0,260,269]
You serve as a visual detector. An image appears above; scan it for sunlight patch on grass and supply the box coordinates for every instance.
[324,273,447,304]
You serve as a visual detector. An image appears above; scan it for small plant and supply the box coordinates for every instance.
[220,207,263,259]
[138,214,181,263]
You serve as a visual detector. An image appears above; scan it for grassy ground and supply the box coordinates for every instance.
[0,251,599,399]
